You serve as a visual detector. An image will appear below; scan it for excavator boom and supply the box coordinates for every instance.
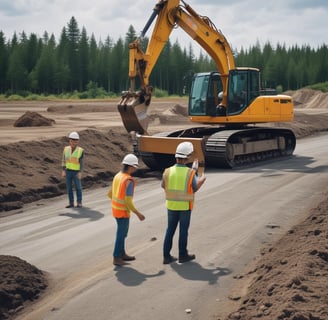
[118,0,235,134]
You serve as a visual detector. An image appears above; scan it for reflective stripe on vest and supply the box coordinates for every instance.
[164,165,195,211]
[111,171,135,218]
[64,146,83,170]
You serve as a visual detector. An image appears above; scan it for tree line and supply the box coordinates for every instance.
[0,16,327,97]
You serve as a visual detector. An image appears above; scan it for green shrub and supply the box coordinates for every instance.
[78,92,89,99]
[7,94,24,101]
[85,81,108,98]
[153,87,168,98]
[308,82,328,93]
[276,85,283,94]
[26,94,39,100]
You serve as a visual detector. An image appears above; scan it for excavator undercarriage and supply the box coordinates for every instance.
[135,126,295,170]
[118,100,296,172]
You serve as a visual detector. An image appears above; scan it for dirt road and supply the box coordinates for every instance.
[1,92,328,319]
[0,133,327,320]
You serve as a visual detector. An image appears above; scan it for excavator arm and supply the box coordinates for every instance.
[118,0,235,134]
[118,0,178,135]
[128,0,177,89]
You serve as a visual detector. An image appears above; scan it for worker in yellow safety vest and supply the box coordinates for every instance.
[108,154,145,266]
[162,142,206,264]
[62,131,84,208]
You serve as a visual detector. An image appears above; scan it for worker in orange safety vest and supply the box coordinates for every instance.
[108,154,145,266]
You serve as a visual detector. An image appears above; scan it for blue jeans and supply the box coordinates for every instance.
[163,209,191,258]
[113,218,130,258]
[65,170,82,204]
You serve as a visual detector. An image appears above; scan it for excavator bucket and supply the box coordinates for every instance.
[118,91,150,135]
[137,135,206,175]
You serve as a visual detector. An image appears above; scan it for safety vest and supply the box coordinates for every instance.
[63,146,83,171]
[111,172,135,218]
[163,165,195,211]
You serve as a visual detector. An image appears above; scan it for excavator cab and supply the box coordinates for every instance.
[189,72,223,116]
[189,68,261,118]
[227,68,260,115]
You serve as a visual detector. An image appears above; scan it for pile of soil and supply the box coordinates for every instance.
[289,88,328,109]
[0,128,133,212]
[14,111,55,127]
[0,256,48,320]
[168,104,189,116]
[224,194,328,320]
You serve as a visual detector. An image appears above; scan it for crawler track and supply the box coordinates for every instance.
[205,127,296,168]
[139,126,296,170]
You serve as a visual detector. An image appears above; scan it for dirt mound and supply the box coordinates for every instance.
[151,104,188,124]
[0,255,48,320]
[226,195,328,320]
[283,112,328,138]
[169,104,188,116]
[14,111,55,127]
[0,128,132,212]
[288,88,328,109]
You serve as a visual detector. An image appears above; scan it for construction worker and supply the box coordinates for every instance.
[108,153,145,266]
[162,142,206,264]
[62,131,84,208]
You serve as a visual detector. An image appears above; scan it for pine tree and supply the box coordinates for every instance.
[0,31,8,93]
[66,17,80,91]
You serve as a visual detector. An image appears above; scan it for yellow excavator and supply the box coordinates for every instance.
[118,0,296,172]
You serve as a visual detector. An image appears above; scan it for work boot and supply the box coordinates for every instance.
[113,257,128,266]
[178,254,196,263]
[76,203,82,208]
[122,253,136,261]
[163,255,177,264]
[66,203,74,208]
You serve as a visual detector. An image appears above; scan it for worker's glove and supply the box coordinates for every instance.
[199,173,206,182]
[192,159,199,171]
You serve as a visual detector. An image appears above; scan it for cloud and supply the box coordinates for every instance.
[0,0,327,52]
[0,0,27,16]
[184,0,328,50]
[0,0,51,16]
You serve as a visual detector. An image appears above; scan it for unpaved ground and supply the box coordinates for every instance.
[0,89,328,319]
[222,195,328,320]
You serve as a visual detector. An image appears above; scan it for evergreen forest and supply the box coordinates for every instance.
[0,17,327,99]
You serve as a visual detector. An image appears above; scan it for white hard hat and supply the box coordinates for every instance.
[175,142,194,158]
[69,131,79,140]
[122,154,139,168]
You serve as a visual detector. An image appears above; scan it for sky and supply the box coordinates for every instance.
[1,0,327,54]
